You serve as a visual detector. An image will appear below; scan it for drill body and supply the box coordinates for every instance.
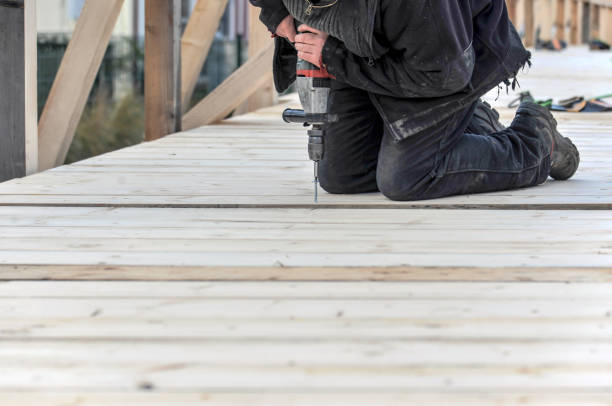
[282,58,336,202]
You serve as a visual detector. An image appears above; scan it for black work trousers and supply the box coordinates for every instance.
[319,81,552,201]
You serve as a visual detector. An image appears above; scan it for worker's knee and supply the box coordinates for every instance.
[376,169,425,201]
[319,173,363,194]
[318,166,378,195]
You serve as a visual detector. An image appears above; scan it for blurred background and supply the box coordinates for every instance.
[36,0,249,164]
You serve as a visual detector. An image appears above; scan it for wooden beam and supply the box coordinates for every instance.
[524,0,535,46]
[570,0,579,43]
[590,3,601,39]
[555,0,566,40]
[37,0,124,171]
[145,0,182,141]
[180,0,229,112]
[0,0,37,182]
[182,42,274,130]
[237,5,277,114]
[600,6,612,43]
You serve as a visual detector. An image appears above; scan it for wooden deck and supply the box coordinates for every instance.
[1,47,612,404]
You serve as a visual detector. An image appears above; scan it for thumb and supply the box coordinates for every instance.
[298,24,323,35]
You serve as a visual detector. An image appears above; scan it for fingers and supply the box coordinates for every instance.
[297,24,323,35]
[295,42,317,54]
[297,51,320,67]
[294,32,318,45]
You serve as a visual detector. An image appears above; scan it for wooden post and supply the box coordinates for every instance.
[0,0,37,182]
[582,1,590,42]
[570,0,579,43]
[537,0,555,41]
[524,0,535,46]
[590,3,601,39]
[555,0,566,40]
[600,6,612,44]
[145,0,182,141]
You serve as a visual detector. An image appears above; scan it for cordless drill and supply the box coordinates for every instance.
[282,58,336,203]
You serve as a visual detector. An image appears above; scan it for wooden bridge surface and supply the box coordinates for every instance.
[0,47,611,404]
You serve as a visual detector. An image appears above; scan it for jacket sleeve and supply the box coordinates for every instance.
[249,0,290,35]
[322,37,475,99]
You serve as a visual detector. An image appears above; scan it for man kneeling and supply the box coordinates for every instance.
[250,0,580,201]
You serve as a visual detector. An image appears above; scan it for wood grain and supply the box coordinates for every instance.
[145,0,182,141]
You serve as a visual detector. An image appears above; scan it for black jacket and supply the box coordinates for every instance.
[250,0,530,141]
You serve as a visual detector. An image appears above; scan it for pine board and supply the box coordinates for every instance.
[0,207,610,275]
[1,281,612,397]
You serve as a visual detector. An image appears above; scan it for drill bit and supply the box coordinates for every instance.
[313,161,319,203]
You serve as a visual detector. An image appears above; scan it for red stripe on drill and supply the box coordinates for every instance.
[296,70,335,79]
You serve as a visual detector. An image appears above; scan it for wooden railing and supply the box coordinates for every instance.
[1,0,276,179]
[507,0,612,46]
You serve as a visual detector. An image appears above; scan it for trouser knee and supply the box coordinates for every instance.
[376,169,425,201]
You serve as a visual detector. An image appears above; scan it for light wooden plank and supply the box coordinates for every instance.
[3,393,612,406]
[0,207,609,273]
[145,0,182,141]
[4,297,612,318]
[3,340,612,365]
[2,343,612,390]
[3,316,612,340]
[182,42,274,129]
[37,0,125,170]
[180,0,229,112]
[3,281,612,299]
[3,264,612,281]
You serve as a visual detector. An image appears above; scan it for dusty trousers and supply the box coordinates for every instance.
[318,81,552,201]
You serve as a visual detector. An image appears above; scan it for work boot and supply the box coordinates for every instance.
[466,100,506,134]
[515,101,580,180]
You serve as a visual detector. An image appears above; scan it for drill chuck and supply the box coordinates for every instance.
[307,127,325,162]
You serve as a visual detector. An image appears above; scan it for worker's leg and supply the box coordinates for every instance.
[376,101,553,201]
[318,81,383,194]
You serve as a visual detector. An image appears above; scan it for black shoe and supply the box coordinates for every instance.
[549,124,580,180]
[466,100,506,134]
[515,102,580,180]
